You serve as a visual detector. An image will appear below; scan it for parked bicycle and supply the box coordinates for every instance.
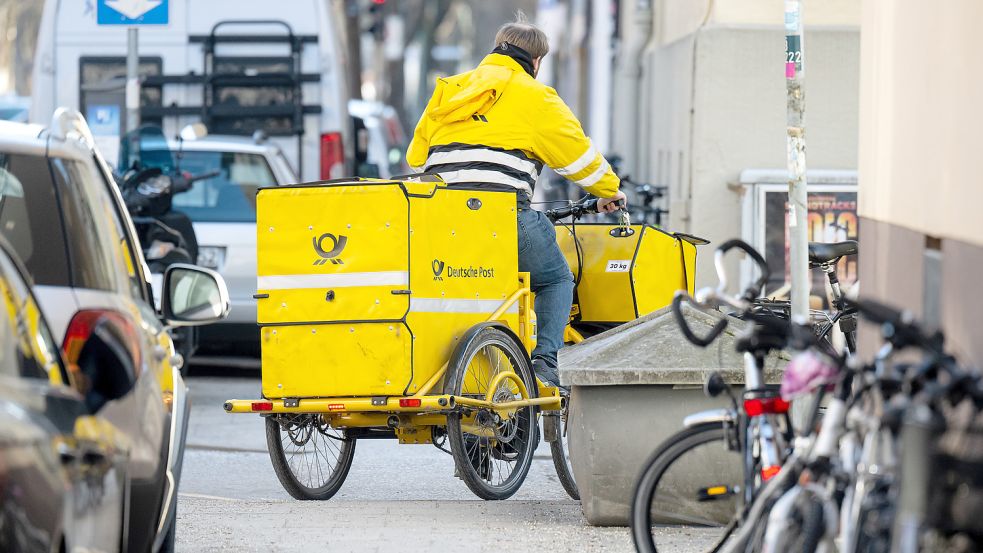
[629,238,859,552]
[725,298,983,553]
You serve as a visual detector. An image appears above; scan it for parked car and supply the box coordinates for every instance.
[0,95,31,123]
[0,110,229,552]
[0,235,127,553]
[125,132,296,365]
[31,0,353,182]
[349,99,409,179]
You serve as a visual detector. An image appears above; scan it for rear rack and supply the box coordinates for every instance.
[141,19,322,174]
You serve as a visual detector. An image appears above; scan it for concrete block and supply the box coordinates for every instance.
[559,304,788,526]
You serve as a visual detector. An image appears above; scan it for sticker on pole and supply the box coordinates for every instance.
[605,260,631,273]
[97,0,169,25]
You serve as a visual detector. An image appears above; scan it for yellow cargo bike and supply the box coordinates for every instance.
[224,176,703,500]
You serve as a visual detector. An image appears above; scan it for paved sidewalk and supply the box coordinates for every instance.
[176,496,633,552]
[175,376,711,552]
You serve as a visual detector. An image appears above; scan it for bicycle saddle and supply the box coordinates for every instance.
[808,240,858,264]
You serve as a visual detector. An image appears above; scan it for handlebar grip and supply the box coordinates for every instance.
[846,297,904,327]
[717,239,770,300]
[672,293,729,348]
[546,205,574,222]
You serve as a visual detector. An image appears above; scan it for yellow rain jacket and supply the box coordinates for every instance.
[406,53,620,198]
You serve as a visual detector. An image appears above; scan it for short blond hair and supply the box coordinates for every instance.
[494,12,549,59]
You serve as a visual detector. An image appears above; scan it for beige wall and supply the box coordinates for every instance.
[858,0,983,367]
[859,0,983,247]
[634,19,860,286]
[656,0,861,46]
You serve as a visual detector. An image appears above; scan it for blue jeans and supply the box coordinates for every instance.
[517,208,574,369]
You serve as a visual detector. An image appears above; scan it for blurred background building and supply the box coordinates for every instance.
[2,0,980,365]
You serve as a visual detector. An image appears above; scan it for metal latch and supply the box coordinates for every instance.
[371,397,388,406]
[283,398,300,408]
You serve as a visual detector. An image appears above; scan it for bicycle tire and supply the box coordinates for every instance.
[796,496,825,553]
[545,408,579,500]
[631,423,742,553]
[445,327,538,500]
[266,414,356,500]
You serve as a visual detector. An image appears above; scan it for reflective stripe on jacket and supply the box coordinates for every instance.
[406,53,620,198]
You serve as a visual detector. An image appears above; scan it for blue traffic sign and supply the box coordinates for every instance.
[97,0,168,25]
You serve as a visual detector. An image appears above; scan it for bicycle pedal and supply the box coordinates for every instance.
[697,485,736,502]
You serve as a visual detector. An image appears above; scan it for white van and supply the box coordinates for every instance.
[30,0,352,181]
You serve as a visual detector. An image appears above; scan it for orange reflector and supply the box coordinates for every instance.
[761,466,781,481]
[706,486,728,496]
[328,404,345,411]
[399,398,422,408]
[251,401,273,412]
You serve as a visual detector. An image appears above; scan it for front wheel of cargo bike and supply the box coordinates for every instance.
[445,327,538,500]
[265,414,356,500]
[545,404,580,500]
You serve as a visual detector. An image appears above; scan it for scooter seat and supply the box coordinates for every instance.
[808,240,858,264]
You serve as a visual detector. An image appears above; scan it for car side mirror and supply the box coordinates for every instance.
[161,264,230,326]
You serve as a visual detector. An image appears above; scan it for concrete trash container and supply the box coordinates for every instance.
[559,303,788,526]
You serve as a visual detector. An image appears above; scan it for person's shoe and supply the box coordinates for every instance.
[532,357,569,394]
[532,357,560,387]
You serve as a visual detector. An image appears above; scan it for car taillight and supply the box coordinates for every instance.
[320,132,344,180]
[743,396,791,417]
[62,309,141,374]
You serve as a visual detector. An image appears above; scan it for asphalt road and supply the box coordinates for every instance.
[175,374,710,552]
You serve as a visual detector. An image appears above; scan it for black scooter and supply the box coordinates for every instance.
[117,124,217,370]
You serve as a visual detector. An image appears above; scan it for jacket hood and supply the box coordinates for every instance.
[426,54,520,123]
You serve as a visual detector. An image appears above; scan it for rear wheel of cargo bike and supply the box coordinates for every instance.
[545,400,579,500]
[445,327,538,500]
[265,414,356,500]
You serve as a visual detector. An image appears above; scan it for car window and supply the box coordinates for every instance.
[90,155,147,302]
[0,153,72,286]
[0,249,68,384]
[49,158,121,293]
[162,150,276,222]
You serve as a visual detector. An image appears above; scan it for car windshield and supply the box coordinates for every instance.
[143,149,275,223]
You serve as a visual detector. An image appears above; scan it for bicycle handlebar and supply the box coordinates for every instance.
[672,293,729,348]
[545,197,627,222]
[715,239,771,303]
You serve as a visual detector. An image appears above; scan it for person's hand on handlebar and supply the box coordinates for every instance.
[597,190,628,213]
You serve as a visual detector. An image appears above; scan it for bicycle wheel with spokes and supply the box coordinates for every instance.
[445,327,537,500]
[545,403,579,499]
[631,423,743,553]
[265,413,356,500]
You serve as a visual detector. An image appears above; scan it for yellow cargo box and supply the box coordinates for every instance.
[555,224,702,324]
[255,180,522,399]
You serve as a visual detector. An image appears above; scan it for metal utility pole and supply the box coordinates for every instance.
[125,27,140,132]
[784,0,809,323]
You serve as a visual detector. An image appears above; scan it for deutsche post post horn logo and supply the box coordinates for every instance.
[432,259,445,280]
[313,233,347,265]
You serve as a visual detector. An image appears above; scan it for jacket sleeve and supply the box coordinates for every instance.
[532,87,620,198]
[406,78,447,171]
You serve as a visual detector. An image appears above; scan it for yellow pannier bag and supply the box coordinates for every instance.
[555,224,703,324]
[255,179,521,399]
